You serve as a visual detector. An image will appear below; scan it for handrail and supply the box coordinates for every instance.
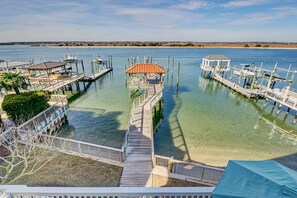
[149,84,163,160]
[18,95,67,128]
[0,185,214,196]
[0,95,68,142]
[122,88,150,151]
[44,134,123,153]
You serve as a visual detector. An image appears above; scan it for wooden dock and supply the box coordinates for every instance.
[120,84,162,187]
[39,74,85,92]
[82,68,112,82]
[213,73,265,98]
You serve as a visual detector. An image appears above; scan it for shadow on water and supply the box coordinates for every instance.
[199,76,297,170]
[154,84,192,161]
[59,107,126,149]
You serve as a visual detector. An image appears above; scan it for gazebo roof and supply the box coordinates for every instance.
[27,61,66,71]
[203,54,230,61]
[126,63,165,74]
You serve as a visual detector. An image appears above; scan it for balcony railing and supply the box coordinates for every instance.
[0,185,214,198]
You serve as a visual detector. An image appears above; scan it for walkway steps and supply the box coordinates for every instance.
[120,85,161,187]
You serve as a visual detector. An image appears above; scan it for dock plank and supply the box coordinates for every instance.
[120,84,162,187]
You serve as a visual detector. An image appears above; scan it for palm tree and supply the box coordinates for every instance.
[0,71,29,94]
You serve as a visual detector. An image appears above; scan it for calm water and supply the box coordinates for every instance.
[1,45,297,168]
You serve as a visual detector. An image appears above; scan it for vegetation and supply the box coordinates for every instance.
[2,91,50,124]
[244,44,249,47]
[0,71,29,94]
[0,135,58,184]
[263,44,270,47]
[255,44,262,47]
[7,152,122,186]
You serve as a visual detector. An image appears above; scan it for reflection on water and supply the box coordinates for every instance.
[1,45,297,168]
[155,76,297,168]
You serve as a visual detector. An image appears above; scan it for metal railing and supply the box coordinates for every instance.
[29,73,84,91]
[0,95,68,143]
[149,84,163,159]
[0,185,214,198]
[17,95,68,135]
[40,135,124,166]
[155,155,224,185]
[122,89,149,150]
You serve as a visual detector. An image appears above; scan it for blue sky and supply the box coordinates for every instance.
[0,0,297,42]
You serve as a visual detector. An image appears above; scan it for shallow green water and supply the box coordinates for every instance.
[2,46,297,168]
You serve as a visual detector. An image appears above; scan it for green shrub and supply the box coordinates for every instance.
[255,44,262,47]
[2,91,50,125]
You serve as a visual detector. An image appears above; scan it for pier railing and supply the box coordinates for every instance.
[149,84,163,158]
[39,135,124,166]
[122,89,149,150]
[155,155,224,185]
[0,95,68,143]
[18,95,68,135]
[0,185,214,197]
[30,73,85,92]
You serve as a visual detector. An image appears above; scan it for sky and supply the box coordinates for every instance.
[0,0,297,42]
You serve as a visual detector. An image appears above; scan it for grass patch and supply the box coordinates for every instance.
[8,152,122,187]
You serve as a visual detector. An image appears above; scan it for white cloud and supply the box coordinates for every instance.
[224,0,271,8]
[175,0,217,10]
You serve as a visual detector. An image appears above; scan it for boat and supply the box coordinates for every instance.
[63,53,78,63]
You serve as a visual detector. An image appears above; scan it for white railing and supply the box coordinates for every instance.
[35,135,124,166]
[18,95,68,135]
[155,155,224,185]
[0,185,214,197]
[149,84,163,159]
[122,89,149,150]
[0,95,68,143]
[30,73,84,92]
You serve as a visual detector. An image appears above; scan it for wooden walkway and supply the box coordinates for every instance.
[42,74,85,92]
[213,73,265,98]
[82,68,112,82]
[120,84,162,187]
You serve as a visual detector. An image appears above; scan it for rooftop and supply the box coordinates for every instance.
[203,54,230,61]
[27,61,66,71]
[126,63,165,74]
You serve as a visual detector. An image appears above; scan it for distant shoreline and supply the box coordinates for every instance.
[31,45,297,50]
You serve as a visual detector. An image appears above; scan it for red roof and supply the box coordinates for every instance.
[126,63,165,74]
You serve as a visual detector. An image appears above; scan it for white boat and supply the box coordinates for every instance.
[93,56,103,64]
[63,53,78,62]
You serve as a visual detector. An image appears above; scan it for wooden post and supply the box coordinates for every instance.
[238,65,243,85]
[124,64,127,86]
[176,62,180,91]
[83,81,86,91]
[286,107,291,114]
[168,156,174,173]
[171,57,174,81]
[75,62,79,73]
[277,104,282,114]
[81,60,85,77]
[91,62,94,76]
[249,70,257,99]
[167,56,170,83]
